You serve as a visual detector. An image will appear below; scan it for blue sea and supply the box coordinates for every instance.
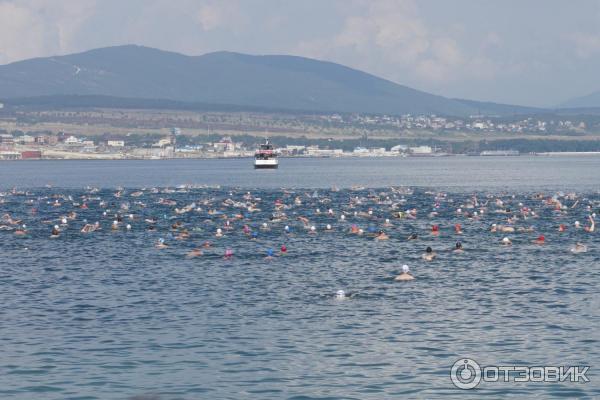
[1,156,599,399]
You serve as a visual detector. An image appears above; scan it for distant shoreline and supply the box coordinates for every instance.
[3,152,600,162]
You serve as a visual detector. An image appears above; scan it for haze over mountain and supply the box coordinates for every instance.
[0,45,545,116]
[560,90,600,109]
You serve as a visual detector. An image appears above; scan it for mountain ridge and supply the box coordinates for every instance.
[0,44,557,116]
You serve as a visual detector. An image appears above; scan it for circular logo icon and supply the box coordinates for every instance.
[450,358,482,389]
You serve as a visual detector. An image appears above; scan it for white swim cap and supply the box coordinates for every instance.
[310,225,316,231]
[368,210,373,215]
[502,237,510,243]
[335,290,346,299]
[54,225,59,229]
[385,218,390,223]
[326,224,332,230]
[341,215,345,220]
[113,220,118,225]
[61,218,67,224]
[284,225,289,231]
[217,228,222,233]
[262,222,267,228]
[575,221,580,226]
[126,224,131,230]
[402,264,409,273]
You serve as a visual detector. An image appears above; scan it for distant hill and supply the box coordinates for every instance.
[560,90,600,109]
[0,45,548,116]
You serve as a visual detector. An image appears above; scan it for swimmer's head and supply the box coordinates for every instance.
[502,237,510,244]
[280,245,287,252]
[426,246,433,253]
[284,225,290,231]
[267,248,274,256]
[335,290,346,299]
[326,224,332,230]
[402,264,409,273]
[310,225,316,231]
[54,225,59,230]
[455,241,462,249]
[217,228,222,234]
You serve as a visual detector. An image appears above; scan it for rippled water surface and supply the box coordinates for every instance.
[1,157,600,399]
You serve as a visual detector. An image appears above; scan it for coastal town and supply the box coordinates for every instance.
[1,105,600,160]
[0,129,447,160]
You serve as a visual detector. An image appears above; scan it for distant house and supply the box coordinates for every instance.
[107,140,125,147]
[65,136,80,145]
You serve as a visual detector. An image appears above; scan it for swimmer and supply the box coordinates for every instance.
[375,230,389,240]
[265,248,275,260]
[280,245,287,255]
[309,225,317,234]
[584,215,595,232]
[335,290,347,300]
[453,241,464,253]
[215,228,223,237]
[325,224,333,231]
[155,238,168,249]
[533,235,545,245]
[14,224,27,236]
[558,224,567,232]
[394,265,415,281]
[224,248,234,260]
[455,223,463,234]
[186,248,203,258]
[51,225,60,238]
[570,242,588,253]
[422,246,436,261]
[383,218,392,227]
[407,233,418,240]
[501,237,512,246]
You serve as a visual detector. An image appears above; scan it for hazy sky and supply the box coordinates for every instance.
[1,0,599,107]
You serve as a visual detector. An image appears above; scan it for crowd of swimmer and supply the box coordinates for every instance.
[1,185,597,298]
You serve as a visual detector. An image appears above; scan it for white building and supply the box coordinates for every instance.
[107,140,125,147]
[65,136,80,145]
[409,146,433,155]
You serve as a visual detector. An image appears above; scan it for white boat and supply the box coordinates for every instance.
[254,139,278,169]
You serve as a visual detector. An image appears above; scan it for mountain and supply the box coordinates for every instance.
[560,90,600,109]
[0,44,533,116]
